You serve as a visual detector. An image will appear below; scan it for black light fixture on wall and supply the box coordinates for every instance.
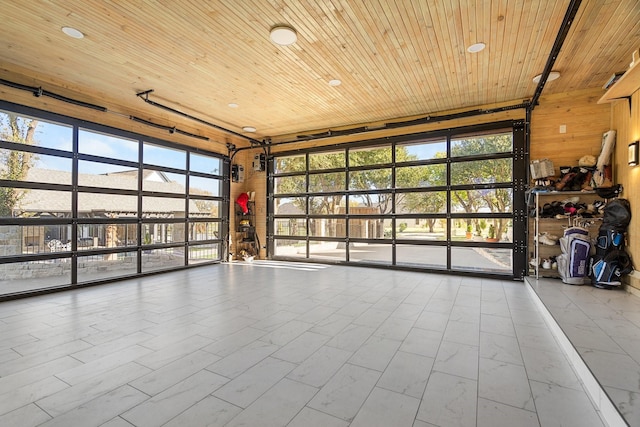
[629,141,639,166]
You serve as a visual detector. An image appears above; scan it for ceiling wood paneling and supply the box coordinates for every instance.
[0,0,639,145]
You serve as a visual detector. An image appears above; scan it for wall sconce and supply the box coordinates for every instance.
[629,141,639,166]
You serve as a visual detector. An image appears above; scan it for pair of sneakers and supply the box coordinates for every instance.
[537,232,559,245]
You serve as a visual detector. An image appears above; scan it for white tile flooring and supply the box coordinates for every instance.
[527,277,640,427]
[0,261,617,426]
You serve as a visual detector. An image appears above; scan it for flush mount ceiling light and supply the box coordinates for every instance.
[270,25,297,46]
[533,71,561,83]
[228,103,238,108]
[328,79,342,87]
[242,126,257,133]
[61,26,84,39]
[467,42,485,53]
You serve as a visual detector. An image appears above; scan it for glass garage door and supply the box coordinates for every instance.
[268,121,527,279]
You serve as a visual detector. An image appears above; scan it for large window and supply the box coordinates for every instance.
[269,121,527,279]
[0,104,227,296]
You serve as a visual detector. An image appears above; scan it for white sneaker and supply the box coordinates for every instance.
[529,258,539,268]
[538,232,559,245]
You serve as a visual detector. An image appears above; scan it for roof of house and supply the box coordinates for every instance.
[17,169,202,214]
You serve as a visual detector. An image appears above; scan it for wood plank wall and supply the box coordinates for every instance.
[230,150,268,260]
[611,91,640,291]
[530,87,611,172]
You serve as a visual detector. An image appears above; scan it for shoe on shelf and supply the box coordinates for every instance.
[536,232,559,245]
[529,258,539,268]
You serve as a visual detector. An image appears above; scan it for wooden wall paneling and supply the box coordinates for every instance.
[611,92,640,291]
[230,150,267,260]
[530,88,611,173]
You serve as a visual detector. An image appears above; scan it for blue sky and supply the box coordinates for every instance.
[3,114,220,176]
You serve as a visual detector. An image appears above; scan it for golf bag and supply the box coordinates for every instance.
[557,226,591,285]
[590,198,633,288]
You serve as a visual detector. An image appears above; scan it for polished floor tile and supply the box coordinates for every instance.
[0,264,621,426]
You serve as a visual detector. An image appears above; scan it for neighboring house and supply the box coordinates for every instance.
[12,168,209,253]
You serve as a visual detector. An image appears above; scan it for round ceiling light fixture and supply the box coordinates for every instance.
[228,103,239,108]
[532,71,561,84]
[270,25,297,46]
[242,126,257,133]
[62,26,84,39]
[467,42,485,53]
[328,79,342,86]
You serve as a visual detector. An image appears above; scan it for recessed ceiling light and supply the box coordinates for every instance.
[328,79,342,86]
[242,126,256,133]
[533,71,561,83]
[228,103,238,108]
[61,26,84,39]
[467,42,485,53]
[270,25,297,46]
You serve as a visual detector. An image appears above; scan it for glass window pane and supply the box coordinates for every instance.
[142,223,185,244]
[189,175,221,197]
[78,193,137,217]
[274,197,305,215]
[349,146,392,166]
[450,158,512,185]
[142,170,186,194]
[396,139,447,162]
[190,153,222,175]
[451,246,511,273]
[274,238,306,258]
[349,243,391,264]
[451,132,512,157]
[142,247,185,272]
[309,240,345,260]
[349,194,389,215]
[274,175,305,195]
[349,169,392,190]
[77,223,138,248]
[275,218,307,236]
[188,243,220,264]
[0,150,72,184]
[309,218,344,238]
[308,172,344,192]
[188,222,220,241]
[309,151,345,170]
[396,244,447,269]
[0,112,73,151]
[79,129,138,161]
[309,195,345,215]
[349,217,389,239]
[189,198,220,218]
[77,251,138,283]
[451,189,513,214]
[142,196,185,218]
[397,191,447,214]
[454,218,511,242]
[7,189,71,218]
[78,161,138,190]
[275,155,305,174]
[0,259,71,293]
[143,142,186,169]
[396,164,446,188]
[0,224,75,255]
[396,219,447,241]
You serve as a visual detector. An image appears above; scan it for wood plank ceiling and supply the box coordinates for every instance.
[0,0,639,146]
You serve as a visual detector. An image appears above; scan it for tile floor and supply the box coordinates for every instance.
[0,262,616,426]
[527,277,640,427]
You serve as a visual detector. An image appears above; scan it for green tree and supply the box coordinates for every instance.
[0,113,39,216]
[450,133,513,236]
